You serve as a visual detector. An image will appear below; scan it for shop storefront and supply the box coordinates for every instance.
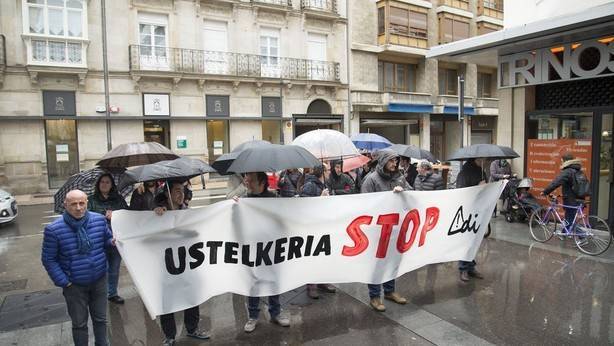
[293,99,343,138]
[526,77,614,220]
[205,95,230,164]
[426,2,614,226]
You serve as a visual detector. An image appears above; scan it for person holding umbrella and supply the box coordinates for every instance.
[360,149,411,312]
[455,158,487,282]
[153,180,210,345]
[87,173,128,305]
[130,181,158,211]
[234,172,291,333]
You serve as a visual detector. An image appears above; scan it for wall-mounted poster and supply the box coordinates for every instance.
[143,93,170,116]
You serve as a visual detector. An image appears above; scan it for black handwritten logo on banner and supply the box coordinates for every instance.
[447,206,480,235]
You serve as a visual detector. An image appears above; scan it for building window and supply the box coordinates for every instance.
[138,12,169,69]
[388,6,427,39]
[477,72,492,98]
[260,27,280,77]
[378,61,417,93]
[23,0,87,66]
[438,68,458,95]
[483,0,503,11]
[439,15,469,44]
[378,7,385,35]
[477,22,502,35]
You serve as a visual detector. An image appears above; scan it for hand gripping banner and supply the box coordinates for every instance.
[112,181,506,318]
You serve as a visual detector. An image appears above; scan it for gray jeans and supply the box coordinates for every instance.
[62,275,108,346]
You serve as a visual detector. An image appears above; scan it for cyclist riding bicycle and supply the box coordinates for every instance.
[541,153,589,232]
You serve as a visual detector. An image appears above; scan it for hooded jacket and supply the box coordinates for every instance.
[489,159,512,183]
[414,172,445,191]
[543,159,584,203]
[300,174,327,197]
[360,149,412,193]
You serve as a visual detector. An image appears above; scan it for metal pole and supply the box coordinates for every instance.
[279,74,284,144]
[101,0,112,151]
[458,75,465,148]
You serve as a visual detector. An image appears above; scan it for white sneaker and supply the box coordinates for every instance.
[244,318,258,333]
[271,314,290,327]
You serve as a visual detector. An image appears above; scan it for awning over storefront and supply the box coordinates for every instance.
[426,2,614,67]
[388,103,434,113]
[443,106,475,116]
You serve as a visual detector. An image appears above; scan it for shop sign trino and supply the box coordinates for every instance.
[498,37,614,88]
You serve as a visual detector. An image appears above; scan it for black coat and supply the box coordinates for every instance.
[456,161,486,188]
[543,159,584,204]
[300,174,326,197]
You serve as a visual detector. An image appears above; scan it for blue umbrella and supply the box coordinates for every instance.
[351,133,392,151]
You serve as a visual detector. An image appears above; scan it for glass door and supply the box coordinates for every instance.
[597,113,613,224]
[206,119,229,164]
[45,119,79,189]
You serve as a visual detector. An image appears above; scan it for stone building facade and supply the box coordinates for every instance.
[349,0,503,163]
[0,0,349,194]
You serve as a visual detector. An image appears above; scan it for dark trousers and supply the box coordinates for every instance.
[160,306,200,339]
[247,295,281,319]
[62,275,108,346]
[459,260,476,272]
[563,200,579,232]
[368,280,395,299]
[106,247,121,298]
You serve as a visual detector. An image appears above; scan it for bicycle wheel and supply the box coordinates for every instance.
[529,207,556,242]
[574,215,612,256]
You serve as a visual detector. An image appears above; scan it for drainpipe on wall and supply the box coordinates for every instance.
[101,0,112,151]
[345,0,352,135]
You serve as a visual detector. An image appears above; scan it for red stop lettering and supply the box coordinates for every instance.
[342,215,373,256]
[419,207,440,247]
[375,214,400,258]
[396,209,420,253]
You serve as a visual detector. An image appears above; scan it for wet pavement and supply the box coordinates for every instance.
[1,200,614,345]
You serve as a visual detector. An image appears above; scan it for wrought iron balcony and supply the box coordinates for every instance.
[252,0,292,6]
[301,0,337,14]
[129,45,340,82]
[0,35,5,68]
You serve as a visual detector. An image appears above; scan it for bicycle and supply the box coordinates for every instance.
[529,195,612,255]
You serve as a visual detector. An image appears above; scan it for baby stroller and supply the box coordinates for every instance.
[503,177,541,223]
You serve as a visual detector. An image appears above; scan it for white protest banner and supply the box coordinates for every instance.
[112,182,505,318]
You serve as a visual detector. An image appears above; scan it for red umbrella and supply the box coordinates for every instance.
[342,155,370,172]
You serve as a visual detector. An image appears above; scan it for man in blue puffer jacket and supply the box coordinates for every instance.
[42,190,114,346]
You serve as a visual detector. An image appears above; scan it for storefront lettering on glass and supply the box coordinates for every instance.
[55,97,65,112]
[262,97,282,117]
[498,37,614,88]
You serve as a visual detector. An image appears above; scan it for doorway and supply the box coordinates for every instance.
[45,119,79,189]
[206,119,229,164]
[144,120,170,147]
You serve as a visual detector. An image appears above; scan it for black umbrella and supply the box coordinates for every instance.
[212,140,271,175]
[97,142,179,169]
[226,144,320,173]
[447,144,519,161]
[53,167,133,213]
[118,157,217,190]
[388,144,436,162]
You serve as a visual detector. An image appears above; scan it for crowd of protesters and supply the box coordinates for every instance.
[41,147,508,346]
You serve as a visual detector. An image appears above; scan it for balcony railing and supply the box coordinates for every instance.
[475,97,499,109]
[0,35,5,67]
[129,45,340,82]
[301,0,337,14]
[252,0,292,6]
